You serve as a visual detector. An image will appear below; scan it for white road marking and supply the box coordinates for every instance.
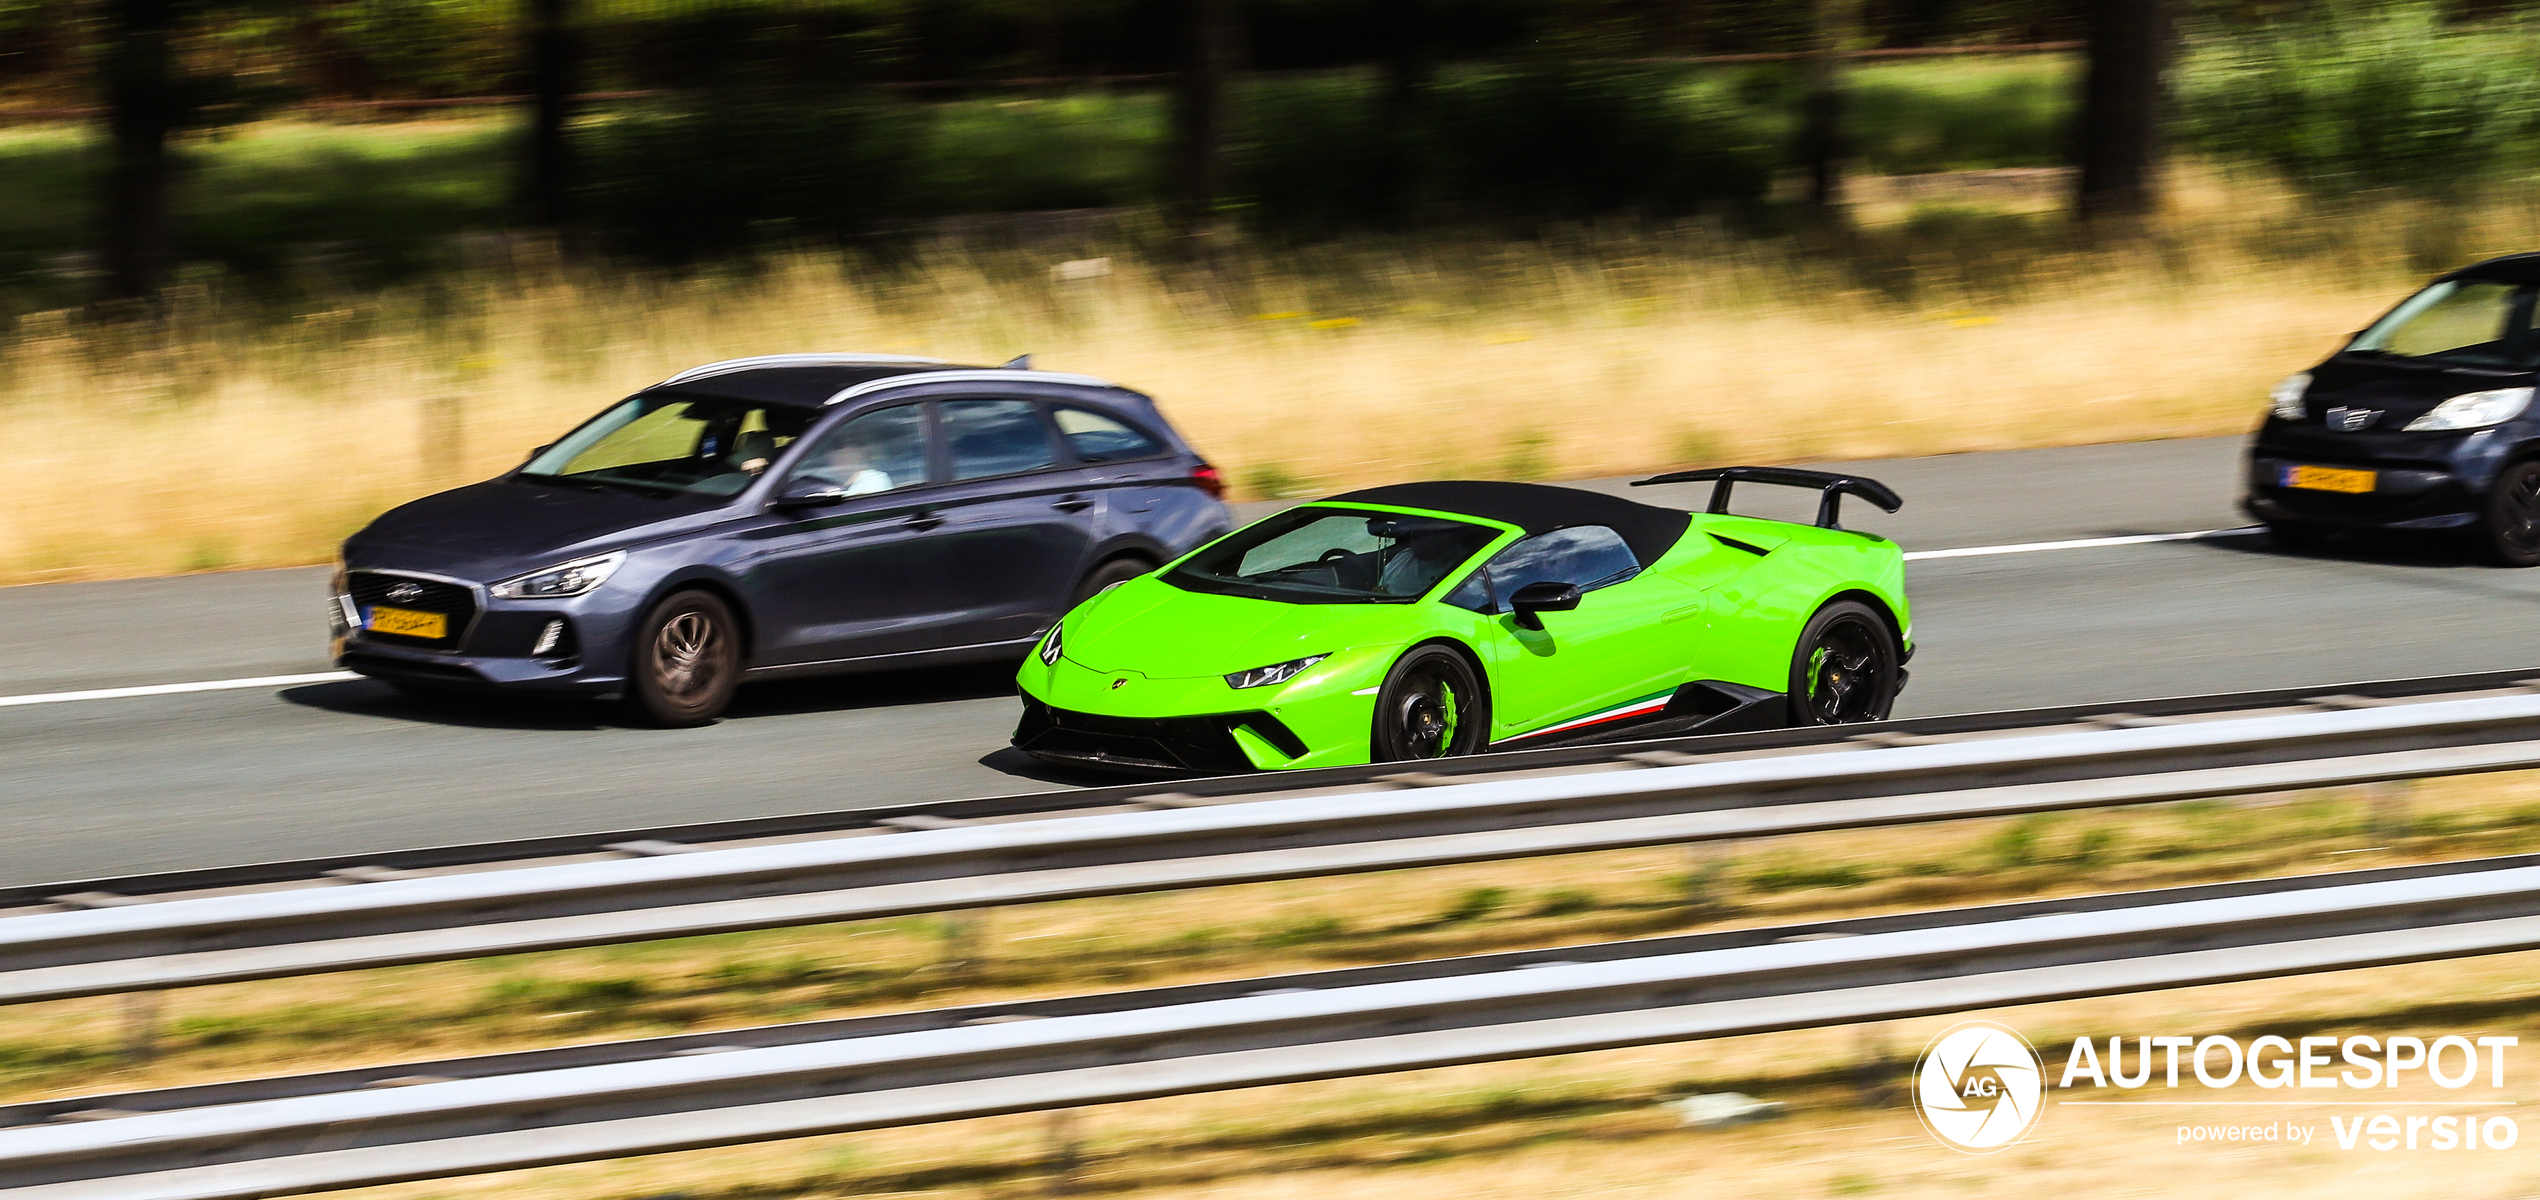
[0,527,2266,711]
[1903,526,2263,562]
[0,671,359,709]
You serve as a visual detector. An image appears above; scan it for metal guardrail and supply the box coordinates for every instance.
[22,666,2539,913]
[12,853,2540,1199]
[12,686,2540,1003]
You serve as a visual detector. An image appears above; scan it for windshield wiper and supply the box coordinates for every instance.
[519,473,683,499]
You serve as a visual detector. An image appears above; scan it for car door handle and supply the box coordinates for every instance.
[905,510,945,531]
[1052,494,1094,513]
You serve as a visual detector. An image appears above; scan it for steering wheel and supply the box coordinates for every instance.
[1318,548,1354,563]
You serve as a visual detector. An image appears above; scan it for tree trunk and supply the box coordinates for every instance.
[98,0,176,301]
[1170,0,1234,234]
[1795,0,1857,215]
[520,0,575,232]
[2074,0,2173,223]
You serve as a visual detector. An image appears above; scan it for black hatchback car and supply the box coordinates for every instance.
[2247,253,2540,564]
[333,354,1232,724]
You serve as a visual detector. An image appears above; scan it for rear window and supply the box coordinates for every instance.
[1054,406,1166,462]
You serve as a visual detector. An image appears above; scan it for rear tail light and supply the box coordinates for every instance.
[1191,462,1225,499]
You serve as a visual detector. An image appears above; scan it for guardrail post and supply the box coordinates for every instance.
[1045,1108,1084,1194]
[121,990,163,1063]
[1853,1022,1893,1107]
[2366,780,2413,838]
[1680,843,1733,915]
[938,913,986,980]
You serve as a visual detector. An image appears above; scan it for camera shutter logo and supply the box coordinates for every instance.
[1913,1021,2045,1153]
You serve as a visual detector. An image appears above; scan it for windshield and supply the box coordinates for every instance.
[1165,506,1504,604]
[521,394,820,497]
[2349,279,2538,368]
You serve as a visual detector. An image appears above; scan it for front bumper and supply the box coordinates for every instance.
[1013,694,1306,774]
[2241,425,2505,531]
[330,569,627,695]
[1013,651,1387,773]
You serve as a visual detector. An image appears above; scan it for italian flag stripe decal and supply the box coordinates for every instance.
[1492,688,1678,745]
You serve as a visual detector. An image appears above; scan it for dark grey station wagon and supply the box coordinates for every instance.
[332,354,1232,724]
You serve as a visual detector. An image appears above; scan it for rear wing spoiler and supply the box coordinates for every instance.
[1631,466,1903,531]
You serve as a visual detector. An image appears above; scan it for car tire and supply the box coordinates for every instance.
[1073,555,1155,604]
[2483,460,2540,567]
[1785,600,1901,726]
[626,590,743,727]
[1371,644,1491,761]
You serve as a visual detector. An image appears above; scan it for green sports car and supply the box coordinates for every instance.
[1012,468,1912,773]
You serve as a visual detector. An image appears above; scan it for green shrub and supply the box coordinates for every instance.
[1846,61,2074,175]
[486,975,650,1011]
[1258,914,1347,947]
[1746,862,1870,892]
[1530,887,1599,916]
[2179,8,2540,198]
[1439,885,1512,923]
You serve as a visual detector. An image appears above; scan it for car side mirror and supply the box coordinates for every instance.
[773,477,849,511]
[1508,581,1582,631]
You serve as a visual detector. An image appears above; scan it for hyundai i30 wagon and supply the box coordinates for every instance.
[332,354,1232,724]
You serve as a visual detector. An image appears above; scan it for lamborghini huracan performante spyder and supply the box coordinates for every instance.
[1012,468,1913,773]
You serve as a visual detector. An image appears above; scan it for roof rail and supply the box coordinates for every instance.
[1632,465,1902,530]
[822,367,1120,406]
[656,353,948,388]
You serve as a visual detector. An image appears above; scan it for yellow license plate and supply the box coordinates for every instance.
[368,606,448,639]
[2283,465,2376,494]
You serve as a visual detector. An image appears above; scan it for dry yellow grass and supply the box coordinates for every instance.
[2,170,2534,585]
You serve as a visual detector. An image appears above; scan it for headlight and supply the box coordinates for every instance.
[2404,387,2535,431]
[1225,654,1328,690]
[490,551,626,599]
[2269,373,2312,420]
[1038,622,1063,666]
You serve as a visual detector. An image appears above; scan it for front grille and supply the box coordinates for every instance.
[347,571,479,651]
[1013,697,1302,774]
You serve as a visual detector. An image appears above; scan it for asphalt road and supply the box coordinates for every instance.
[7,434,2535,885]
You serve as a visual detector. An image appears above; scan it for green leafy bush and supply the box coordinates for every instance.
[2179,8,2540,198]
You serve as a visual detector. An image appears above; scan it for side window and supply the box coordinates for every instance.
[941,399,1060,481]
[793,404,932,496]
[1053,405,1165,462]
[1462,526,1640,612]
[1443,565,1497,613]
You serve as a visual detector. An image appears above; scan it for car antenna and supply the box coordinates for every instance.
[1003,353,1033,369]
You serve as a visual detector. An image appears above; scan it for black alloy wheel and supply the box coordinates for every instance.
[1073,555,1156,604]
[2484,460,2540,567]
[1785,600,1901,726]
[1372,645,1491,761]
[628,590,743,726]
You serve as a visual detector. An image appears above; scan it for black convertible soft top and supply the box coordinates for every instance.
[1329,480,1691,566]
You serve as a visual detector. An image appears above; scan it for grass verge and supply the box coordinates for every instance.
[4,167,2531,584]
